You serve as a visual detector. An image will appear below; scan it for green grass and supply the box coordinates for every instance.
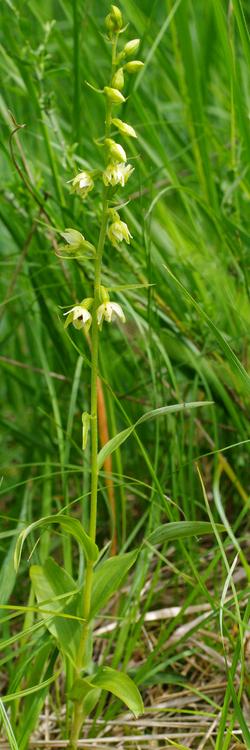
[0,0,250,748]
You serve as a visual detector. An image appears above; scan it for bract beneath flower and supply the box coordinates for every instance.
[103,162,134,188]
[97,302,125,327]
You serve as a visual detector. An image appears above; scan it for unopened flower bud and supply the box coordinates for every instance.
[105,5,123,36]
[125,60,144,73]
[122,39,140,57]
[104,86,125,104]
[105,138,127,163]
[112,118,137,138]
[112,67,124,91]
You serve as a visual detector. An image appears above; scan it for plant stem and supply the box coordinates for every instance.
[69,32,118,748]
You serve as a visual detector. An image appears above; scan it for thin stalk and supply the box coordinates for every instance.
[73,0,81,146]
[69,34,118,750]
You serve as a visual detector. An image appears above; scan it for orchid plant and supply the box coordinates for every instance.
[15,5,145,748]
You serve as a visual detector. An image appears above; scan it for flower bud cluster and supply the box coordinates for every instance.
[105,5,123,38]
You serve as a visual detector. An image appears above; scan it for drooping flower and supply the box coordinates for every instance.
[105,138,127,163]
[63,304,92,331]
[107,219,132,247]
[97,301,126,327]
[103,162,134,187]
[112,118,137,138]
[70,171,94,198]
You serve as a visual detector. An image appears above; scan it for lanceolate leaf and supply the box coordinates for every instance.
[147,521,225,547]
[92,666,144,717]
[97,401,212,470]
[14,514,98,570]
[89,549,138,620]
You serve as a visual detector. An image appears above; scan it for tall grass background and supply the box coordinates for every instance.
[0,0,250,747]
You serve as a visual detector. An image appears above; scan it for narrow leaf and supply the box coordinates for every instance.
[147,521,225,547]
[98,401,212,470]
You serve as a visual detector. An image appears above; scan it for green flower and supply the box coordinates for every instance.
[103,162,134,187]
[70,171,94,198]
[97,301,125,327]
[64,303,92,331]
[107,219,132,246]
